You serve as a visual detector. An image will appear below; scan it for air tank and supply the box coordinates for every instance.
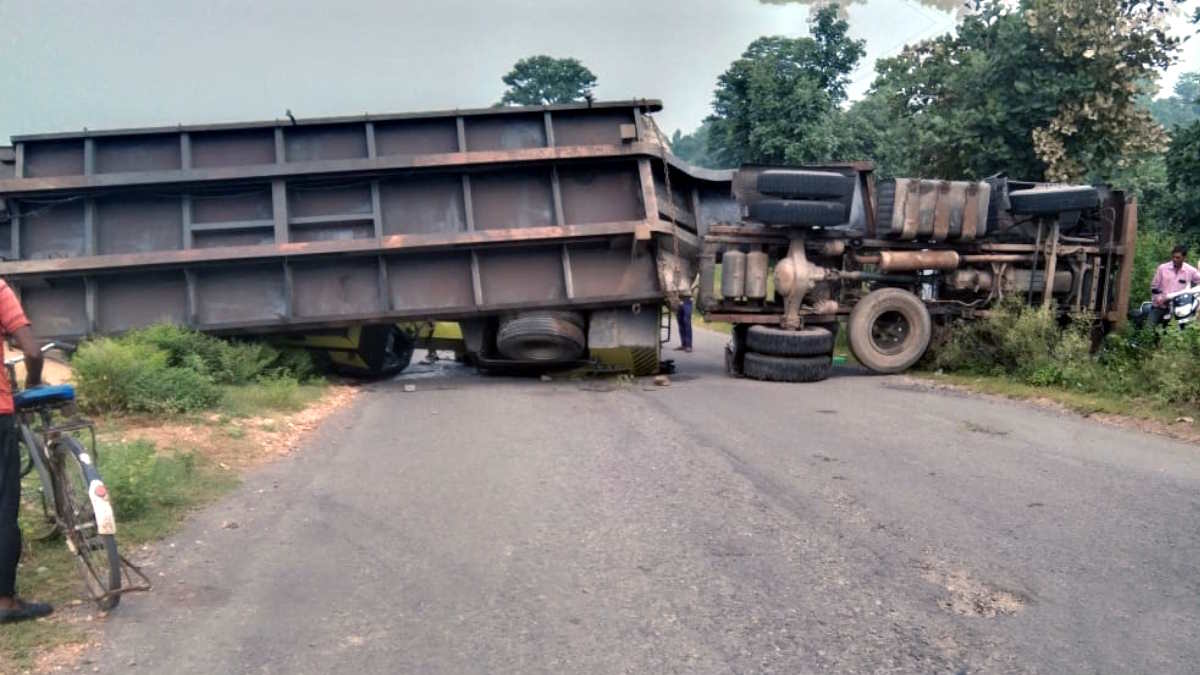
[721,250,747,299]
[744,250,769,300]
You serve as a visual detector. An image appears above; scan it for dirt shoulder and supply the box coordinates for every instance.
[906,373,1200,445]
[4,383,359,674]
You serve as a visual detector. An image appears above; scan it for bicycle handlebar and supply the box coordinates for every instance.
[5,341,75,366]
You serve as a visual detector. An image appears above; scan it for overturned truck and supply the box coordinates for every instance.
[0,100,1135,381]
[0,100,725,376]
[706,167,1137,381]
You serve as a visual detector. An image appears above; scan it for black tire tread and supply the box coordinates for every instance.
[749,199,847,227]
[1008,186,1099,215]
[746,325,834,357]
[496,312,586,362]
[743,352,832,383]
[757,170,854,200]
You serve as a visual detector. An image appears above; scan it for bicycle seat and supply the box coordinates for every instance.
[14,384,76,410]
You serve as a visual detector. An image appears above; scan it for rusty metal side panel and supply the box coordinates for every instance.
[22,279,87,338]
[568,241,658,298]
[551,110,635,146]
[374,119,460,155]
[20,200,85,260]
[558,165,641,225]
[1110,197,1137,324]
[291,259,381,318]
[379,175,466,235]
[95,134,181,174]
[191,187,273,223]
[193,228,274,249]
[284,124,368,162]
[96,194,183,254]
[23,141,83,178]
[194,264,286,325]
[464,114,546,151]
[477,247,566,305]
[96,271,187,333]
[190,129,276,168]
[386,252,475,311]
[469,169,554,230]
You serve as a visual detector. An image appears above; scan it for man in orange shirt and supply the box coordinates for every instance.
[0,279,48,623]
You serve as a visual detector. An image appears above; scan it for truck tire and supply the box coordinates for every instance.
[353,324,415,378]
[749,199,847,227]
[746,325,834,357]
[848,288,931,374]
[496,311,586,362]
[743,353,832,383]
[757,170,854,200]
[1008,186,1099,215]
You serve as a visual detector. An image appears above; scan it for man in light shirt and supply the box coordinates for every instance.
[1148,244,1200,328]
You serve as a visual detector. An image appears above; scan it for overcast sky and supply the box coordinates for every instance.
[1,0,1198,142]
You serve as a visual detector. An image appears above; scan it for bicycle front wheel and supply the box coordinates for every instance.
[51,435,122,610]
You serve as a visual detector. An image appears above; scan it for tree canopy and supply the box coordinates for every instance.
[499,56,597,106]
[869,0,1182,183]
[703,4,865,167]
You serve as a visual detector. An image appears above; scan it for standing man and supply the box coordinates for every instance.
[0,278,49,623]
[675,296,693,353]
[1149,244,1200,328]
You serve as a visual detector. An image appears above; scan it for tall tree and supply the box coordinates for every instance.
[1164,120,1200,233]
[869,0,1182,183]
[499,56,597,106]
[1146,72,1200,130]
[705,4,865,167]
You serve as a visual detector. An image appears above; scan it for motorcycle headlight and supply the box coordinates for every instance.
[1174,293,1195,307]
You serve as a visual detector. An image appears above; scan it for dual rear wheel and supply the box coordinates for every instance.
[729,288,933,382]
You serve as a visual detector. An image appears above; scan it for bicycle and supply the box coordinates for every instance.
[10,342,149,610]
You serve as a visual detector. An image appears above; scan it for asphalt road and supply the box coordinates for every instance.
[92,328,1200,674]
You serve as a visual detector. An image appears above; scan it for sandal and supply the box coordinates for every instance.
[0,599,54,623]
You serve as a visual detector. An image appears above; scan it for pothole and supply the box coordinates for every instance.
[921,563,1027,618]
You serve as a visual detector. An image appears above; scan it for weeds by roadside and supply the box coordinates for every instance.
[1,324,335,671]
[72,325,318,415]
[928,299,1200,419]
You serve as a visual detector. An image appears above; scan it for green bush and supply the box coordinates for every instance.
[124,324,284,385]
[933,297,1200,407]
[72,338,220,414]
[99,440,197,521]
[72,324,321,414]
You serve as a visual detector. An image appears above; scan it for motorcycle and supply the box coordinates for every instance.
[1128,285,1200,329]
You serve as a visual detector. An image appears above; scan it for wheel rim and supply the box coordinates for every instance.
[53,443,120,604]
[869,310,911,356]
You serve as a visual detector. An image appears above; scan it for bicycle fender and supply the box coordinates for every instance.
[88,480,117,536]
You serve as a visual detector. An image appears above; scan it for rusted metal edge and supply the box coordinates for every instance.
[39,293,670,341]
[0,142,731,196]
[0,219,695,279]
[9,100,665,142]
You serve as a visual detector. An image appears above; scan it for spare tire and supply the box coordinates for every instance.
[1008,186,1099,215]
[746,325,834,357]
[757,170,854,200]
[848,288,931,374]
[496,311,586,362]
[743,353,832,383]
[749,199,847,227]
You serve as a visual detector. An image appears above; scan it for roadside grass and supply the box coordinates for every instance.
[218,378,326,418]
[918,370,1200,424]
[1,325,330,670]
[1,441,236,670]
